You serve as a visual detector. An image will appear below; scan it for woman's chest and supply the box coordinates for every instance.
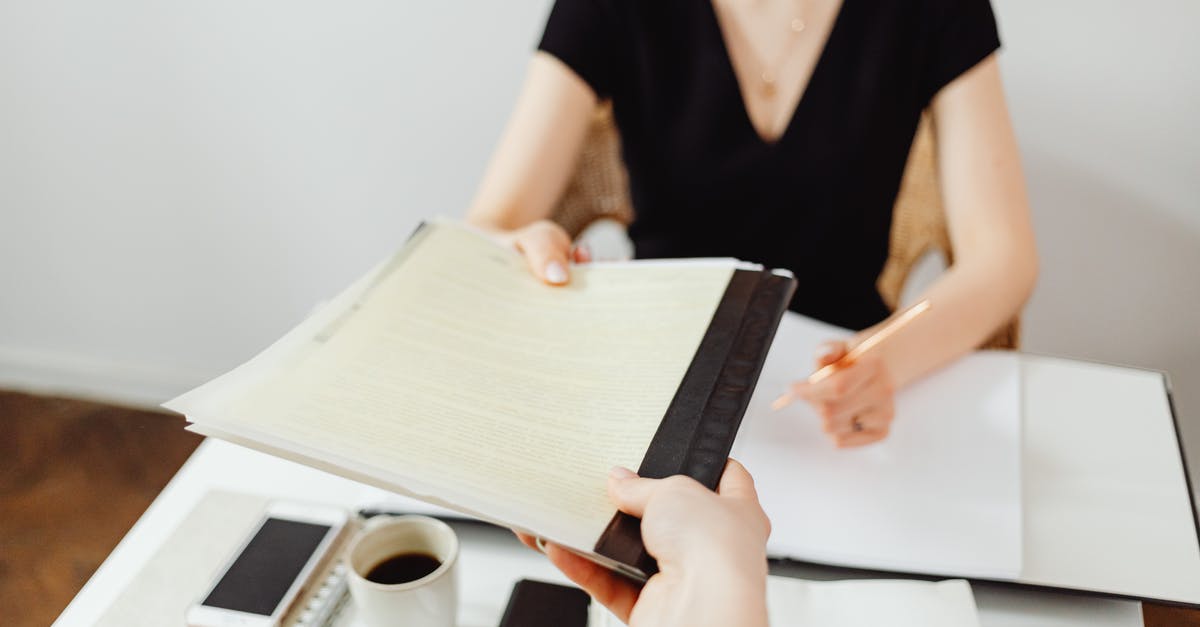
[610,0,930,191]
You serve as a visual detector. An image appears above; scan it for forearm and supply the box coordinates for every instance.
[466,53,597,232]
[867,247,1036,389]
[869,54,1037,389]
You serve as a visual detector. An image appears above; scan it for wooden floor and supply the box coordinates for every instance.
[1,389,1197,626]
[0,390,202,627]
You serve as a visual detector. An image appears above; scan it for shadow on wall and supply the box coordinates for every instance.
[1021,150,1200,482]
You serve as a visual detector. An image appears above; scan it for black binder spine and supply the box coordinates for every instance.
[594,269,796,578]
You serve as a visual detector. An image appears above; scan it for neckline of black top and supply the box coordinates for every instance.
[705,0,852,146]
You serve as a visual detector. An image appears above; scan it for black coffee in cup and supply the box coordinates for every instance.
[364,552,442,585]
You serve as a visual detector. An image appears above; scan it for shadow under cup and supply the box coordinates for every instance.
[347,515,459,627]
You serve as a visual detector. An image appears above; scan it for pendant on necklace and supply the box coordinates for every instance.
[761,69,778,98]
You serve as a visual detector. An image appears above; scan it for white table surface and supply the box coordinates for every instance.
[53,438,1143,627]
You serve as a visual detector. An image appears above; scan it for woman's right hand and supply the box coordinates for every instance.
[489,219,590,285]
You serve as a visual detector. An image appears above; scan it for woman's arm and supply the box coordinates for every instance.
[465,52,600,283]
[794,54,1037,446]
[876,53,1037,387]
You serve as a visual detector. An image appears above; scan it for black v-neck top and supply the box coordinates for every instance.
[539,0,1000,330]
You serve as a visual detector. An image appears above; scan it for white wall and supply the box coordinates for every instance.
[996,1,1200,463]
[0,1,553,402]
[1,2,1197,461]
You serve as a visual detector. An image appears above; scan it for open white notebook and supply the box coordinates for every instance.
[732,314,1200,607]
[733,312,1024,579]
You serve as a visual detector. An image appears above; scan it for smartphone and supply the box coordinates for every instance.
[187,502,350,627]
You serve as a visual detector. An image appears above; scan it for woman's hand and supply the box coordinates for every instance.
[488,219,590,285]
[792,340,896,448]
[516,460,770,627]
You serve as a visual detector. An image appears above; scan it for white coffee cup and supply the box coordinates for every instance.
[346,515,459,627]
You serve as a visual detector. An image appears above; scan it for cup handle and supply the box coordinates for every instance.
[361,515,399,532]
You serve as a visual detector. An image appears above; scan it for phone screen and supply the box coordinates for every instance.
[202,518,332,616]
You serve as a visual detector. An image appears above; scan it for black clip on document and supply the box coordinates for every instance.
[594,268,797,578]
[498,579,591,627]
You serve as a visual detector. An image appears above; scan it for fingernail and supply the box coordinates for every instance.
[545,261,567,284]
[609,466,637,480]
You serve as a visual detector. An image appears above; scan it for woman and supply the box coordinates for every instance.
[467,0,1037,447]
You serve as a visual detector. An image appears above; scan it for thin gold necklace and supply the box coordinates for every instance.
[727,0,808,98]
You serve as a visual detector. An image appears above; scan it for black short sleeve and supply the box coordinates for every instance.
[920,0,1001,103]
[537,0,620,99]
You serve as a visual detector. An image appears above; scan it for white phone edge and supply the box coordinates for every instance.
[185,501,350,627]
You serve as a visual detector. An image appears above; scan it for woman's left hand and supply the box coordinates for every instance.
[791,340,896,448]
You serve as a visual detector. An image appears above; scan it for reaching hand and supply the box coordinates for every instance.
[489,219,590,285]
[519,460,770,627]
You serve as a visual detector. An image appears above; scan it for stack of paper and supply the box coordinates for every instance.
[166,221,794,578]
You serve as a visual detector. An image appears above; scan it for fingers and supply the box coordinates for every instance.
[606,466,660,519]
[790,344,897,446]
[610,462,761,512]
[717,459,771,537]
[814,341,847,368]
[513,221,573,285]
[715,459,759,503]
[846,405,891,431]
[772,340,849,411]
[544,542,640,622]
[513,531,540,552]
[796,354,877,405]
[835,427,889,448]
[833,406,891,448]
[817,372,894,435]
[572,242,592,264]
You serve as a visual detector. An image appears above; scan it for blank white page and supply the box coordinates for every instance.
[732,312,1023,578]
[589,577,982,627]
[765,577,982,627]
[1020,355,1200,604]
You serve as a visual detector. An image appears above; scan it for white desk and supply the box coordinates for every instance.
[54,439,1143,627]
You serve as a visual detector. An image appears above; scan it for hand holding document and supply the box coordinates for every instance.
[165,220,795,579]
[161,220,1200,607]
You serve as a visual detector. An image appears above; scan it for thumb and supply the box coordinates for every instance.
[606,466,659,518]
[716,459,759,503]
[814,340,849,368]
[514,223,573,285]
